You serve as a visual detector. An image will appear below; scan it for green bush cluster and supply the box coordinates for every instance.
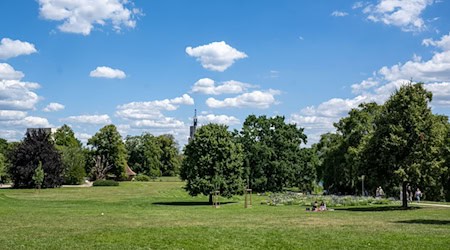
[93,180,119,186]
[265,192,397,207]
[134,174,151,182]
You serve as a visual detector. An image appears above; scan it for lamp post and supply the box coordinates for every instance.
[361,175,365,196]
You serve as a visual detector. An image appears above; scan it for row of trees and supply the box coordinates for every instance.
[0,124,181,188]
[181,115,316,203]
[314,83,450,205]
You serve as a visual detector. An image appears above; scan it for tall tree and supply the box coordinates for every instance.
[54,125,86,184]
[363,83,447,207]
[180,123,244,204]
[9,129,63,188]
[125,133,162,177]
[88,125,127,180]
[157,134,181,176]
[238,115,309,192]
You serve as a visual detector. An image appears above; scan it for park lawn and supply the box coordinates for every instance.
[0,181,449,249]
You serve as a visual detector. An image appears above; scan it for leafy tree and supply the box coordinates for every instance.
[180,123,244,204]
[54,124,82,148]
[9,129,63,188]
[88,125,127,180]
[54,125,86,184]
[363,83,447,207]
[32,161,45,190]
[0,152,7,184]
[238,115,309,192]
[125,133,162,177]
[157,134,181,176]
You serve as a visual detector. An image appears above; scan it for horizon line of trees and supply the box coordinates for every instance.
[0,83,449,206]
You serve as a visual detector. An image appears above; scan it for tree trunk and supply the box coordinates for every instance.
[209,193,213,205]
[402,181,408,208]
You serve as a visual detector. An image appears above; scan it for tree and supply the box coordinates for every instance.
[238,115,309,192]
[32,161,45,190]
[88,125,127,180]
[54,125,86,185]
[363,83,447,207]
[180,123,244,204]
[0,152,7,184]
[125,133,162,177]
[9,129,63,188]
[157,134,181,176]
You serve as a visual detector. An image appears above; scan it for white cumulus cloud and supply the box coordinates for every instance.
[61,114,111,125]
[331,11,349,17]
[362,0,434,32]
[90,66,126,79]
[0,38,37,60]
[206,90,280,109]
[186,41,247,72]
[43,102,65,112]
[0,63,24,80]
[0,80,40,110]
[198,114,240,125]
[191,78,255,95]
[38,0,141,35]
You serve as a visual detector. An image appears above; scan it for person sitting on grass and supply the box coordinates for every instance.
[320,201,327,211]
[312,201,318,211]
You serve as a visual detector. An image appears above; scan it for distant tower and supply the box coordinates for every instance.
[189,109,198,142]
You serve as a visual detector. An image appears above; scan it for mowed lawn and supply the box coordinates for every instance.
[1,180,449,249]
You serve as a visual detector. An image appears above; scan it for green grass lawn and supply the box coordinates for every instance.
[1,181,449,249]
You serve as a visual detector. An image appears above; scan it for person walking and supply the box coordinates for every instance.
[415,188,422,202]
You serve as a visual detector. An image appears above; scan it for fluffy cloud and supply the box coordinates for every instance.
[206,90,280,109]
[0,63,24,80]
[0,110,27,121]
[362,0,434,32]
[291,31,450,145]
[186,41,247,72]
[0,38,37,60]
[198,114,240,125]
[61,114,111,125]
[0,80,40,110]
[90,66,126,79]
[191,78,255,95]
[116,94,194,120]
[1,116,51,128]
[38,0,141,35]
[43,102,65,112]
[331,11,349,17]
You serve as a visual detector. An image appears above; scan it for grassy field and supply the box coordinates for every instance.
[0,180,449,249]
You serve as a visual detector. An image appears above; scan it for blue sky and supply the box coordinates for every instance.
[0,0,450,146]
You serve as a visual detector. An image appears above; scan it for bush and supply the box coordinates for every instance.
[93,180,119,186]
[134,174,151,182]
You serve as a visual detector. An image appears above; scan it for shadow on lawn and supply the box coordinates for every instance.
[152,201,237,206]
[395,219,450,225]
[335,206,422,212]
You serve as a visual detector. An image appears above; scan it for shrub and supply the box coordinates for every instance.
[93,180,119,186]
[134,174,151,182]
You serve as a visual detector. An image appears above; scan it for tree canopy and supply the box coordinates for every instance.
[180,123,244,203]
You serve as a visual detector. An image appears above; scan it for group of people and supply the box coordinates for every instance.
[308,201,327,212]
[400,186,423,202]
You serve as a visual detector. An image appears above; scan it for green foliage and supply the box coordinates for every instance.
[134,174,152,182]
[238,115,311,192]
[54,124,82,148]
[363,83,448,204]
[0,152,8,184]
[88,125,127,180]
[9,129,63,188]
[61,146,86,185]
[54,125,86,185]
[265,193,396,207]
[180,123,244,200]
[32,162,45,189]
[92,179,119,186]
[125,133,181,178]
[315,103,381,194]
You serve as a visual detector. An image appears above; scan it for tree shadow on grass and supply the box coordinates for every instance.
[335,206,422,212]
[152,201,237,206]
[395,219,450,225]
